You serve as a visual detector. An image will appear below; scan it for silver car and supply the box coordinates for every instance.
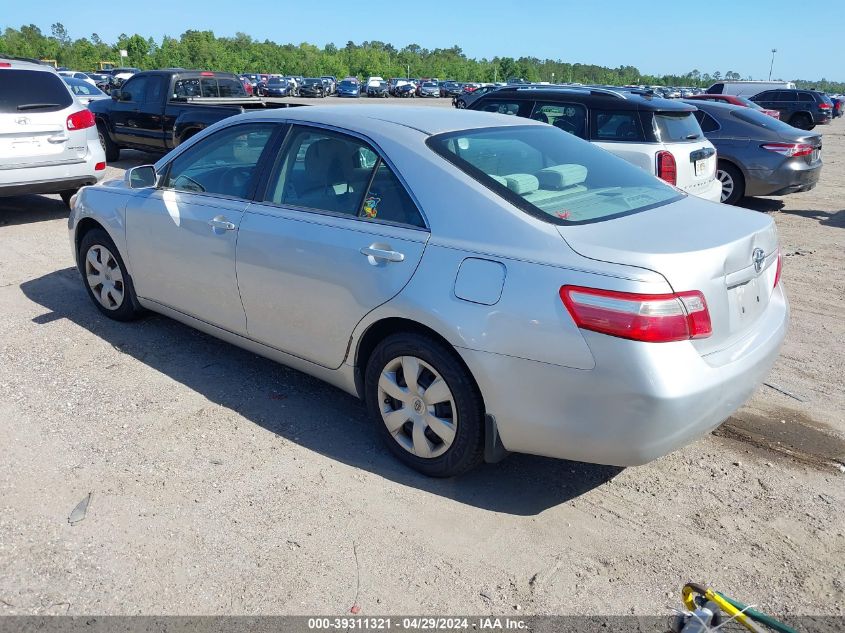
[68,106,788,477]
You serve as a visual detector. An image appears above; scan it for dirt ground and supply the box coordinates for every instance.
[0,100,843,618]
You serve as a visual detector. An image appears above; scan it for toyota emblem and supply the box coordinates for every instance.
[752,248,766,274]
[15,117,30,126]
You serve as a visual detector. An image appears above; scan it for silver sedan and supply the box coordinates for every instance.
[68,106,788,477]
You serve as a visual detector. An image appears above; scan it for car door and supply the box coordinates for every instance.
[124,122,281,334]
[237,124,429,369]
[110,75,149,144]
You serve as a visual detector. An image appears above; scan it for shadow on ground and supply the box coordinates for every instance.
[0,194,68,227]
[780,208,845,228]
[20,267,622,515]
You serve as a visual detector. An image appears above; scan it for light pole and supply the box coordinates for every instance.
[768,48,777,81]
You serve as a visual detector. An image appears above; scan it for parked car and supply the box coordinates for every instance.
[299,77,327,98]
[62,76,110,105]
[453,84,500,109]
[686,93,780,119]
[86,72,113,91]
[337,79,362,97]
[259,76,291,97]
[468,86,721,202]
[0,55,106,206]
[68,105,787,477]
[825,95,842,118]
[58,70,97,86]
[749,89,833,130]
[108,67,141,86]
[367,81,390,98]
[418,81,440,98]
[683,100,822,204]
[321,76,337,94]
[706,80,796,97]
[395,82,417,98]
[439,81,463,98]
[89,69,297,161]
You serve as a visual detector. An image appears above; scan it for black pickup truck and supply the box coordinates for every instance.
[89,70,298,161]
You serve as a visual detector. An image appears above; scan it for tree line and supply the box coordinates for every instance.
[2,23,842,93]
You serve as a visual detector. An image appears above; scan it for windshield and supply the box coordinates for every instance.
[652,111,702,142]
[730,107,803,133]
[303,79,320,85]
[65,78,105,96]
[268,78,284,85]
[339,81,357,88]
[423,82,437,87]
[426,125,681,224]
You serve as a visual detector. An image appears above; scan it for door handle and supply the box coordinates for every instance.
[208,217,236,231]
[360,246,405,263]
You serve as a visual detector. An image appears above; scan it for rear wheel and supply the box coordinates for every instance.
[78,228,142,321]
[365,333,485,477]
[717,161,745,205]
[789,113,813,130]
[96,122,120,162]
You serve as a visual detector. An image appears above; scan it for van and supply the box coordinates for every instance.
[706,81,796,98]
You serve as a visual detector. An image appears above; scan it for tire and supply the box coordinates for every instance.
[77,228,143,321]
[96,121,120,162]
[365,333,485,477]
[716,161,745,205]
[455,99,466,109]
[59,189,78,207]
[789,113,813,130]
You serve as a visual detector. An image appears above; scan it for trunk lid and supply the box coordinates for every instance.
[0,110,85,169]
[558,195,779,356]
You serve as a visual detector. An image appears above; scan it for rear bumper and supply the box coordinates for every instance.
[0,176,99,197]
[744,159,822,197]
[460,285,789,466]
[687,177,722,203]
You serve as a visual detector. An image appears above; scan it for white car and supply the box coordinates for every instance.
[0,56,106,206]
[58,70,97,87]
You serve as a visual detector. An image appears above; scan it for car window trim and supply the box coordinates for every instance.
[156,121,286,202]
[256,121,430,231]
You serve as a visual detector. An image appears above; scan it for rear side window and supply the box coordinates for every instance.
[531,102,587,139]
[730,108,802,133]
[693,110,720,133]
[652,111,703,142]
[591,111,644,142]
[798,92,814,102]
[0,69,73,113]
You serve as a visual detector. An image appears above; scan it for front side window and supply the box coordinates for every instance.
[120,77,148,102]
[162,123,277,199]
[531,102,587,139]
[477,100,523,116]
[591,110,644,142]
[427,125,681,225]
[266,126,424,227]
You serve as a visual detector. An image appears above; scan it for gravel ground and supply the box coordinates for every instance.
[0,102,843,618]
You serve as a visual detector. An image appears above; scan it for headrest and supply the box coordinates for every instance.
[504,173,540,195]
[536,164,588,190]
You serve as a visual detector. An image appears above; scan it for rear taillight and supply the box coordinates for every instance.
[656,151,677,185]
[66,109,95,130]
[761,143,814,157]
[560,286,712,343]
[0,62,11,68]
[819,103,831,110]
[95,161,106,171]
[773,249,783,288]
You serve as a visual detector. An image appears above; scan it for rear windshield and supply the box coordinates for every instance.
[426,125,681,225]
[730,108,803,133]
[0,69,73,113]
[652,111,703,142]
[735,96,764,111]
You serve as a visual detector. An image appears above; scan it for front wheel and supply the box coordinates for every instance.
[365,333,485,477]
[455,99,466,109]
[717,161,745,205]
[78,228,143,321]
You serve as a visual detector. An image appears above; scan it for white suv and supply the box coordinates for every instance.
[0,56,106,206]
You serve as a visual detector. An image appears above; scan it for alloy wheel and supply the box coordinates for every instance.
[717,169,734,203]
[377,355,457,459]
[85,244,124,310]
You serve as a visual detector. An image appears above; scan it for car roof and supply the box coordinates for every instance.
[244,105,543,135]
[481,86,696,111]
[0,55,57,73]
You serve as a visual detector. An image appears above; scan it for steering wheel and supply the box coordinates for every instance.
[219,166,253,197]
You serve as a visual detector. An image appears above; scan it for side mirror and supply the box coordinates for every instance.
[125,165,158,189]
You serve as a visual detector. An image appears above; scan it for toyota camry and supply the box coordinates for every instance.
[68,106,788,477]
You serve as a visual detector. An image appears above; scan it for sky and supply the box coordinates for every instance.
[3,0,840,81]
